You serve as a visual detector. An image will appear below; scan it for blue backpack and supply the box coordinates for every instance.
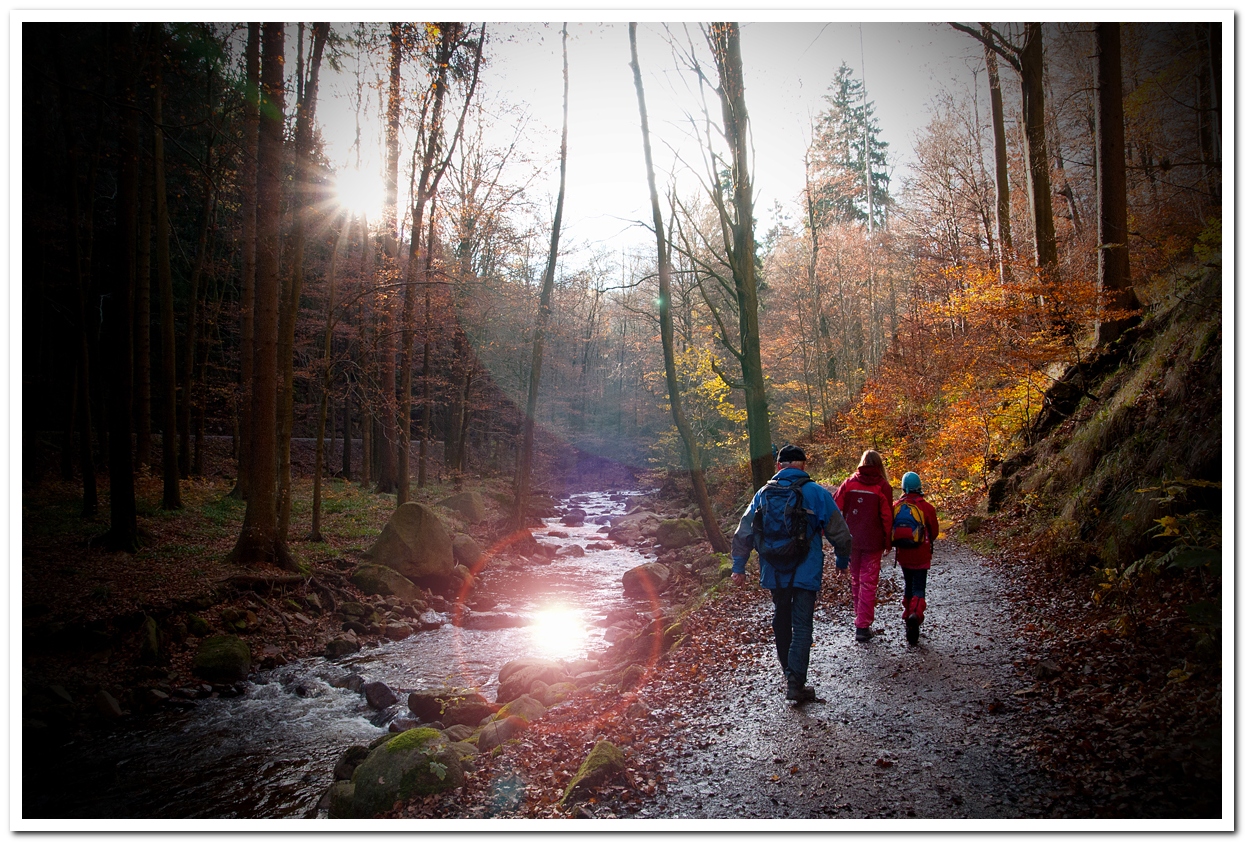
[752,477,813,572]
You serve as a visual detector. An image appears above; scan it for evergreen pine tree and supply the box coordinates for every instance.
[809,62,890,230]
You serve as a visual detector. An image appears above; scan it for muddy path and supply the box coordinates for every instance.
[640,541,1057,820]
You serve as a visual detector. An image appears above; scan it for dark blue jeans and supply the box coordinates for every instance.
[770,587,817,686]
[902,567,928,599]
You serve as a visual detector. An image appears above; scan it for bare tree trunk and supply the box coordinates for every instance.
[342,388,353,480]
[230,22,260,501]
[230,22,294,570]
[709,22,773,492]
[1094,22,1139,347]
[1019,23,1058,277]
[180,165,214,478]
[102,21,140,551]
[374,26,402,495]
[153,52,182,510]
[982,25,1014,283]
[513,24,569,530]
[312,214,347,541]
[277,21,329,540]
[630,22,728,553]
[134,142,153,469]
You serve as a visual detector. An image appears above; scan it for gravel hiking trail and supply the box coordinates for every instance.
[642,541,1060,820]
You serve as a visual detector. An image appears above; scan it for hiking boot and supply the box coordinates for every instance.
[785,683,817,703]
[905,615,920,645]
[855,627,873,643]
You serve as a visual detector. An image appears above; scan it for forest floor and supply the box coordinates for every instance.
[21,444,1223,823]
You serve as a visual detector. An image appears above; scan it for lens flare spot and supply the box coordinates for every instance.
[528,605,588,660]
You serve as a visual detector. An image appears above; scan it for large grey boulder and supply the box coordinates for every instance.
[621,562,671,598]
[655,518,703,550]
[349,728,464,817]
[496,658,570,704]
[607,511,662,545]
[351,564,425,604]
[366,502,456,581]
[477,715,528,752]
[438,492,489,523]
[452,534,483,568]
[192,635,251,683]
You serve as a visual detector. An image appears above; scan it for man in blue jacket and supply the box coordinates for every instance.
[732,445,853,702]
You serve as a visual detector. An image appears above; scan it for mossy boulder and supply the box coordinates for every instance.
[452,534,484,568]
[496,693,547,723]
[366,502,455,582]
[351,564,424,604]
[559,740,625,807]
[621,562,671,598]
[349,727,464,817]
[408,689,497,728]
[325,781,357,818]
[138,615,161,664]
[438,492,489,523]
[187,615,212,637]
[655,518,703,549]
[192,635,251,683]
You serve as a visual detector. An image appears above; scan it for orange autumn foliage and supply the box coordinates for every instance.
[825,262,1126,513]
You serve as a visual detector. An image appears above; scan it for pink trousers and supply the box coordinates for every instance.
[848,549,883,629]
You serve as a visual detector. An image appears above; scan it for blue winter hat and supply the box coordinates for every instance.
[901,472,922,493]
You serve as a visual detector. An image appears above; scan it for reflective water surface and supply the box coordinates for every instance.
[26,490,660,819]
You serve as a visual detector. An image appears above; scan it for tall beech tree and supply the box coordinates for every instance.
[951,22,1059,278]
[513,23,569,529]
[152,40,183,510]
[981,22,1014,283]
[230,22,260,501]
[630,22,728,553]
[276,21,329,539]
[100,21,140,551]
[1093,21,1138,346]
[230,22,293,570]
[707,22,773,492]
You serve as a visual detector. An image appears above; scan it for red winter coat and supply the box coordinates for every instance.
[833,465,894,552]
[894,492,939,570]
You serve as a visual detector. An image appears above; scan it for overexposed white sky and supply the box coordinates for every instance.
[316,20,984,271]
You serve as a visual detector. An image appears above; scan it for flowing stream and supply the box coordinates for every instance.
[26,489,661,820]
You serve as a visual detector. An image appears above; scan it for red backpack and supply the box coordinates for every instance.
[840,485,888,547]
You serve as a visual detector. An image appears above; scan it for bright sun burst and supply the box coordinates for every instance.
[332,168,385,220]
[529,604,588,660]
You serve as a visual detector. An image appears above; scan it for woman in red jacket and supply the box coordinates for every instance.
[894,471,940,645]
[833,450,893,641]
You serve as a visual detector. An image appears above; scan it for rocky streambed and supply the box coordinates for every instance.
[23,486,727,820]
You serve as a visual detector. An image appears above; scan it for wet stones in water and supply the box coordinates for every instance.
[95,690,125,719]
[408,689,498,728]
[333,745,370,781]
[325,635,361,660]
[330,673,365,693]
[555,544,586,558]
[383,622,414,640]
[459,612,526,631]
[363,681,399,710]
[347,728,466,817]
[546,530,570,538]
[496,658,570,705]
[560,509,587,526]
[586,541,612,550]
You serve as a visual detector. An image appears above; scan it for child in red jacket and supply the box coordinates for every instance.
[833,450,893,642]
[894,471,939,645]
